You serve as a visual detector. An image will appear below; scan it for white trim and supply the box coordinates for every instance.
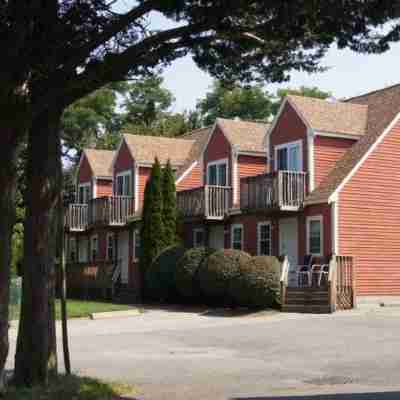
[193,228,205,248]
[307,129,315,191]
[133,229,141,261]
[92,177,97,198]
[231,223,244,250]
[274,139,303,171]
[331,200,339,254]
[329,112,400,202]
[207,157,229,186]
[115,169,133,196]
[238,150,266,157]
[175,161,198,185]
[106,232,114,261]
[257,221,272,256]
[306,215,323,257]
[315,130,360,140]
[232,146,239,204]
[134,164,139,212]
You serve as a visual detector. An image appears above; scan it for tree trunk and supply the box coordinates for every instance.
[0,139,19,392]
[14,108,63,386]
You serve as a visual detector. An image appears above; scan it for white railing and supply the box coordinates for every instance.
[109,196,135,225]
[278,171,307,209]
[66,204,88,231]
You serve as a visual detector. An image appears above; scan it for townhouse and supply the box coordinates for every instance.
[66,83,400,307]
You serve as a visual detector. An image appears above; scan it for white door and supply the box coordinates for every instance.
[279,218,298,287]
[209,225,225,249]
[118,230,130,284]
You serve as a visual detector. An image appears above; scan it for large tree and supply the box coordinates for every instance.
[0,0,399,388]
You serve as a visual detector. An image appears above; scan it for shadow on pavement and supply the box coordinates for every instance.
[232,393,400,400]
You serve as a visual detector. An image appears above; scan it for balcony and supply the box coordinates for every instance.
[240,170,306,212]
[65,196,135,232]
[177,185,232,220]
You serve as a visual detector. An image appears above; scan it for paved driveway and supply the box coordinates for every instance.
[7,306,400,400]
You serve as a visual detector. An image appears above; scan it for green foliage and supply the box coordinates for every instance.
[230,256,281,308]
[198,249,251,304]
[175,247,215,301]
[145,245,185,301]
[140,158,165,279]
[162,160,178,247]
[198,81,274,126]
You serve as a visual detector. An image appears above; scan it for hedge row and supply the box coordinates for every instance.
[145,246,281,308]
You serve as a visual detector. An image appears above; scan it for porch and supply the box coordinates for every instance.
[240,170,307,212]
[177,185,233,220]
[280,255,355,313]
[65,196,135,232]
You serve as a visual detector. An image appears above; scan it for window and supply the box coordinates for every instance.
[207,159,228,186]
[91,235,98,261]
[78,182,91,204]
[275,140,302,172]
[133,230,141,261]
[69,237,77,261]
[231,224,243,251]
[193,228,205,248]
[307,216,323,256]
[78,238,88,263]
[116,171,132,196]
[106,233,114,261]
[258,222,272,256]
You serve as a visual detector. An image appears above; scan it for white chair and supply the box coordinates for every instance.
[297,255,314,287]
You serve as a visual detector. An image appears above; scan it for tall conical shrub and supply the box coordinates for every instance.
[162,160,178,247]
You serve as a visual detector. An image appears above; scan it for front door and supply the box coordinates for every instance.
[118,230,130,284]
[208,225,225,249]
[279,218,298,286]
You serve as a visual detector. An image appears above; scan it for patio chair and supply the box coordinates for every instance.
[297,254,314,287]
[311,255,331,287]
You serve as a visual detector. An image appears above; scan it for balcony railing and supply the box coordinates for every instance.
[177,185,232,220]
[240,170,306,211]
[65,196,135,231]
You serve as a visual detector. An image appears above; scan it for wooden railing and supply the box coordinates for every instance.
[177,185,232,220]
[240,170,307,211]
[328,255,355,312]
[66,204,88,231]
[66,196,135,231]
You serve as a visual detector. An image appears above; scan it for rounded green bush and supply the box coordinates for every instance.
[231,256,281,308]
[175,247,215,301]
[198,249,251,304]
[145,245,185,301]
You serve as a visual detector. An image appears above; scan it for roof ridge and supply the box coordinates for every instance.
[123,132,195,143]
[180,125,212,138]
[345,83,400,103]
[218,117,269,124]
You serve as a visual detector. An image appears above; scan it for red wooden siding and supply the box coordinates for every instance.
[96,179,113,198]
[314,136,356,188]
[176,162,202,192]
[269,102,308,173]
[203,126,232,185]
[113,140,135,196]
[339,118,400,296]
[138,166,151,211]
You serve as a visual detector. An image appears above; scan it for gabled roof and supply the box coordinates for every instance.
[288,95,369,137]
[122,133,195,166]
[83,149,115,178]
[306,84,400,203]
[217,118,269,153]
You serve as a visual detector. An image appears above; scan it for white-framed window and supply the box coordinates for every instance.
[116,170,132,196]
[275,140,302,172]
[193,228,205,248]
[306,215,323,257]
[133,229,141,261]
[78,238,88,263]
[231,224,244,251]
[207,158,228,186]
[91,234,99,261]
[77,182,91,204]
[257,222,272,256]
[106,233,114,261]
[69,237,77,261]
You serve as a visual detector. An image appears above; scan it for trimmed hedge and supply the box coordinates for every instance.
[198,249,251,304]
[145,245,185,301]
[175,247,215,301]
[231,256,281,307]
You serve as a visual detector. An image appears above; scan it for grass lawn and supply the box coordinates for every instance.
[9,300,135,321]
[4,374,136,400]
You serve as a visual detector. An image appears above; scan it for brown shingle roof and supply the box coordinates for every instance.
[306,84,400,203]
[122,133,195,166]
[84,149,115,178]
[217,118,269,152]
[288,95,369,137]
